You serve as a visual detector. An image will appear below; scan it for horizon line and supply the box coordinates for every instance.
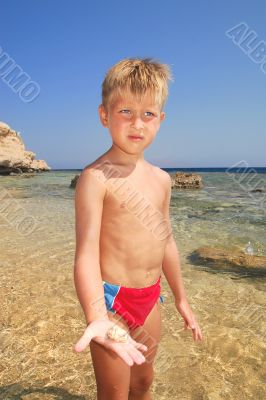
[48,166,266,170]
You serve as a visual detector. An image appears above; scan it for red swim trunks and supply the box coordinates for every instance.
[102,276,164,329]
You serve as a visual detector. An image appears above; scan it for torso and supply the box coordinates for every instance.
[88,155,171,288]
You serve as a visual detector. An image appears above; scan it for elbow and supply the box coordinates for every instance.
[73,257,89,278]
[165,229,175,247]
[74,246,99,266]
[73,252,100,279]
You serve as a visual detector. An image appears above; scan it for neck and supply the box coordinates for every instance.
[106,143,145,166]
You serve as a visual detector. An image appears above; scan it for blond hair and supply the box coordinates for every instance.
[101,58,172,110]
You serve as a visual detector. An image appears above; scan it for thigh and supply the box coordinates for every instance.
[89,311,131,398]
[129,300,162,386]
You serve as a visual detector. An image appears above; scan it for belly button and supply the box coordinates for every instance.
[120,201,126,208]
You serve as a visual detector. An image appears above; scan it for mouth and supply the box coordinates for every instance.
[128,135,144,141]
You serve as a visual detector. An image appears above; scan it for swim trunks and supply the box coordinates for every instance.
[102,276,164,329]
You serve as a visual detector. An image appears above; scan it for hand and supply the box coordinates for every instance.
[73,319,148,366]
[175,298,203,341]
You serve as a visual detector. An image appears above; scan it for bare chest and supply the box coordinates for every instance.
[104,171,165,215]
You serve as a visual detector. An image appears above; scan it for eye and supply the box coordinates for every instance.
[119,109,131,114]
[144,111,155,117]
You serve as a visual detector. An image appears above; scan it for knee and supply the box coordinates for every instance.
[129,372,154,395]
[97,383,129,399]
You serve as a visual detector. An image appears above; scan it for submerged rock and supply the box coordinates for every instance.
[171,172,203,189]
[250,189,264,193]
[70,174,80,188]
[190,246,266,273]
[0,121,51,175]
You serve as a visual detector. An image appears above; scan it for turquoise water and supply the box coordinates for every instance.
[169,172,266,255]
[1,169,265,256]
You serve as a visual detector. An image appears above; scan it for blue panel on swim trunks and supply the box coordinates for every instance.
[102,281,120,313]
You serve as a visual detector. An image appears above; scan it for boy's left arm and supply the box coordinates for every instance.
[161,173,203,341]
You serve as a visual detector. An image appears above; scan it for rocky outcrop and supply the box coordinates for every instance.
[171,172,203,189]
[190,246,266,275]
[0,121,50,175]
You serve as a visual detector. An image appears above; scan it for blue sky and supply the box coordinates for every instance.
[0,0,265,168]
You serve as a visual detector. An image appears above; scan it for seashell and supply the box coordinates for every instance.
[106,325,129,343]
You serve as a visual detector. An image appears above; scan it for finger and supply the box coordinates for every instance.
[74,329,93,352]
[195,329,201,341]
[136,342,148,352]
[197,326,203,341]
[115,347,134,367]
[192,324,202,341]
[187,314,197,330]
[190,319,196,330]
[129,338,148,352]
[127,346,146,365]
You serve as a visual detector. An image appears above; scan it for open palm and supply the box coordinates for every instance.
[74,319,147,366]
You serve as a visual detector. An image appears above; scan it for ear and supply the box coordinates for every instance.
[160,112,165,122]
[98,104,108,127]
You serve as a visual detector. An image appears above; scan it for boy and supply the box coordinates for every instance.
[73,58,202,400]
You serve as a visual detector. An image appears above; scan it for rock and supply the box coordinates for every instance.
[0,121,51,175]
[10,168,23,175]
[70,174,80,188]
[190,246,266,274]
[250,189,264,193]
[0,121,11,132]
[0,167,17,175]
[170,171,203,189]
[170,177,175,188]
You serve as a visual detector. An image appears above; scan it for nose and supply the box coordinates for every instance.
[131,115,144,130]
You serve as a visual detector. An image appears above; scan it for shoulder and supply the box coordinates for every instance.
[76,157,109,195]
[153,166,172,189]
[79,156,111,183]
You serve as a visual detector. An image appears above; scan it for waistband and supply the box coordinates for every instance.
[102,275,161,290]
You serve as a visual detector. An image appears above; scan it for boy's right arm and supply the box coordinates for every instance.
[73,168,148,365]
[74,167,108,324]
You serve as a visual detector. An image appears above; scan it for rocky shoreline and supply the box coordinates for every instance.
[0,121,50,175]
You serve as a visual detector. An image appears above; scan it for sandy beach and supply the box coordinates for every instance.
[0,170,265,400]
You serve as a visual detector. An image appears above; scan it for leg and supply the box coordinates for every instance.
[89,311,131,400]
[129,300,161,400]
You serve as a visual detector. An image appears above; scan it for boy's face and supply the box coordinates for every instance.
[98,91,165,156]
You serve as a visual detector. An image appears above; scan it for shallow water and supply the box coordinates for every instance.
[0,170,265,399]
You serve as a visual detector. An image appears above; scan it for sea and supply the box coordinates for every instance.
[0,167,265,399]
